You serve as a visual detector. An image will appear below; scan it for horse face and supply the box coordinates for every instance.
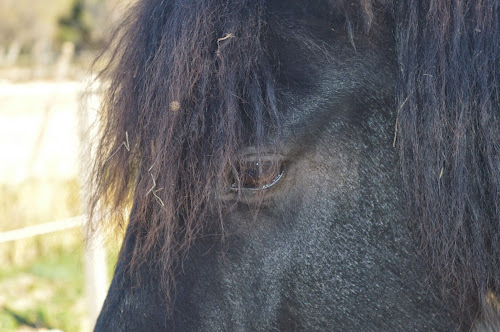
[166,18,456,332]
[95,3,458,331]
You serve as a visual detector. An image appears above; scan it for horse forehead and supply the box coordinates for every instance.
[267,0,394,11]
[265,0,395,87]
[272,33,396,137]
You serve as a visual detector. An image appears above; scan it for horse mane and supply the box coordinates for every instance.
[395,0,500,322]
[89,0,499,324]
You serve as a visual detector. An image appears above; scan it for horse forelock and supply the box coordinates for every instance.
[90,0,384,298]
[90,0,500,324]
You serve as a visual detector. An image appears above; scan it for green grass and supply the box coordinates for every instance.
[0,178,121,332]
[0,232,121,332]
[0,239,85,331]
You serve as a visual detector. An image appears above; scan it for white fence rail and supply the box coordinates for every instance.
[0,216,84,244]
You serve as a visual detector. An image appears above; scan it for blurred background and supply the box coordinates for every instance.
[0,1,134,331]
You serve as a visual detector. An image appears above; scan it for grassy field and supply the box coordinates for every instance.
[0,80,119,332]
[0,226,120,332]
[1,229,86,332]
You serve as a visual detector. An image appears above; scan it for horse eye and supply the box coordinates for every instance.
[231,160,284,192]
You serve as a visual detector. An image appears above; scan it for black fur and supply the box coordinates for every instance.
[90,0,500,330]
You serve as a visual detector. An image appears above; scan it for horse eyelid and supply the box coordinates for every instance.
[230,160,285,192]
[261,169,284,190]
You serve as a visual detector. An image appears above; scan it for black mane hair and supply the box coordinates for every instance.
[395,0,500,321]
[89,0,499,324]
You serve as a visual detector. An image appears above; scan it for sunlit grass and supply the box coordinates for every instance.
[0,178,80,266]
[0,233,120,332]
[0,178,121,331]
[0,243,85,331]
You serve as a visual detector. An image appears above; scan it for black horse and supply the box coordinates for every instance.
[90,0,499,330]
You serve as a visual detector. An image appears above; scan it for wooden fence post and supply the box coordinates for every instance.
[78,85,108,330]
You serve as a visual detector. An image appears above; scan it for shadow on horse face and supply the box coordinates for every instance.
[93,0,500,331]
